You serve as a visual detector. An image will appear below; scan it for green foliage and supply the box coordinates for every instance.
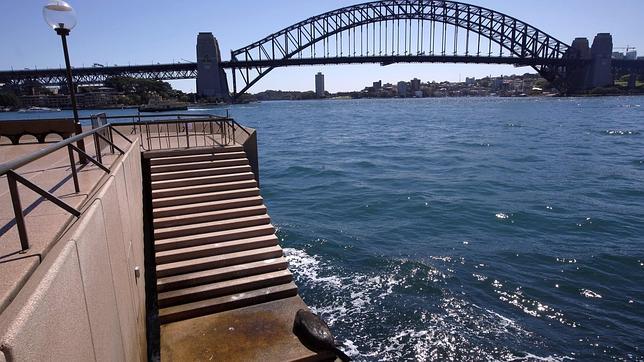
[589,87,622,95]
[253,90,318,101]
[0,91,20,107]
[618,74,632,82]
[104,76,183,104]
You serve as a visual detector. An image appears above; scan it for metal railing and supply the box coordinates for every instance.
[1,113,251,251]
[0,124,132,251]
[82,113,251,151]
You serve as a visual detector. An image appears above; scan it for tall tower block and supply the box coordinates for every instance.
[196,33,229,100]
[315,72,325,98]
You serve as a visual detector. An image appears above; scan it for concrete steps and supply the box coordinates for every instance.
[147,146,295,324]
[158,270,293,308]
[154,214,271,240]
[151,164,252,182]
[159,282,299,324]
[150,158,249,173]
[150,150,246,166]
[154,204,267,228]
[153,196,264,219]
[151,179,257,199]
[152,187,260,208]
[152,172,255,190]
[156,235,279,264]
[156,257,288,292]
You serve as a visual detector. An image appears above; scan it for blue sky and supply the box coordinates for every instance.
[1,1,642,93]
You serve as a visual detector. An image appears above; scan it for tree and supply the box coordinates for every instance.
[104,76,182,103]
[0,91,20,107]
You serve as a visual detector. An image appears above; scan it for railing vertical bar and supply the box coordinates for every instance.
[166,122,171,149]
[108,127,115,154]
[185,122,190,148]
[146,123,151,150]
[6,172,29,251]
[157,124,162,150]
[94,133,103,164]
[67,144,80,193]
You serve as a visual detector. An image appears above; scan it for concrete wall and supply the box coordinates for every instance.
[0,141,146,361]
[234,125,259,186]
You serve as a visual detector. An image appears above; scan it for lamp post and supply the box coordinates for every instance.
[43,0,86,156]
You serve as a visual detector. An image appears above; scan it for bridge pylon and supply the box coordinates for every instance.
[564,33,614,92]
[196,33,229,101]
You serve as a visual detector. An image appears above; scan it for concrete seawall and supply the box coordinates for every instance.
[0,140,146,361]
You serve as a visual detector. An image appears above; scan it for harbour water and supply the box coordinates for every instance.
[2,97,643,360]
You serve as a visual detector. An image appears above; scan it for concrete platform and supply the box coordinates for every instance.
[160,296,335,362]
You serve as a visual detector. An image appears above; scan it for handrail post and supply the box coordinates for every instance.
[185,121,190,148]
[6,172,29,251]
[108,126,115,154]
[67,144,80,193]
[93,133,103,164]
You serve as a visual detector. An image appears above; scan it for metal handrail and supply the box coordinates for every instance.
[1,113,242,252]
[0,124,112,176]
[1,123,133,251]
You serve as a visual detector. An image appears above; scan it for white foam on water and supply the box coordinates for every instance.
[580,289,603,299]
[283,247,572,360]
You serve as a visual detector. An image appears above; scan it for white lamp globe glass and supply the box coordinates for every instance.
[43,1,77,31]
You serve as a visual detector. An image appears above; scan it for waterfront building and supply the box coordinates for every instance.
[315,72,325,98]
[411,78,421,92]
[625,50,637,60]
[397,81,408,97]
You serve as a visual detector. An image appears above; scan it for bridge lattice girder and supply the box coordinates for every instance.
[0,63,197,87]
[229,0,573,96]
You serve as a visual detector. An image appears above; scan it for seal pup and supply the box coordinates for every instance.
[293,309,351,361]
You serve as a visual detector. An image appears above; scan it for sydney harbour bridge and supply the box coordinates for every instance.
[1,0,643,99]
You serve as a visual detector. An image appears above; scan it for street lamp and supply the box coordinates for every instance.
[43,0,85,155]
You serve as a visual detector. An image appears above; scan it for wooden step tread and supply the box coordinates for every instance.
[154,214,271,240]
[159,282,298,324]
[156,257,288,293]
[153,196,264,219]
[151,179,257,199]
[158,270,293,308]
[154,204,266,228]
[151,172,255,190]
[156,245,283,277]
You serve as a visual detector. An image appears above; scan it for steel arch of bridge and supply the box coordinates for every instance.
[228,0,575,97]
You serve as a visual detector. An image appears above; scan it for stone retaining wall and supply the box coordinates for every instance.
[0,140,146,361]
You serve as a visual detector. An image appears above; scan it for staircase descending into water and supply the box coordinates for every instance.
[148,146,298,324]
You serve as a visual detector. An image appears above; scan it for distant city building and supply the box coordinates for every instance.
[625,50,637,60]
[373,80,382,91]
[612,52,624,59]
[397,81,408,97]
[315,72,325,97]
[410,78,421,92]
[465,77,476,86]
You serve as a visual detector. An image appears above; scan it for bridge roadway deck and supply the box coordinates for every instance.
[0,126,331,361]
